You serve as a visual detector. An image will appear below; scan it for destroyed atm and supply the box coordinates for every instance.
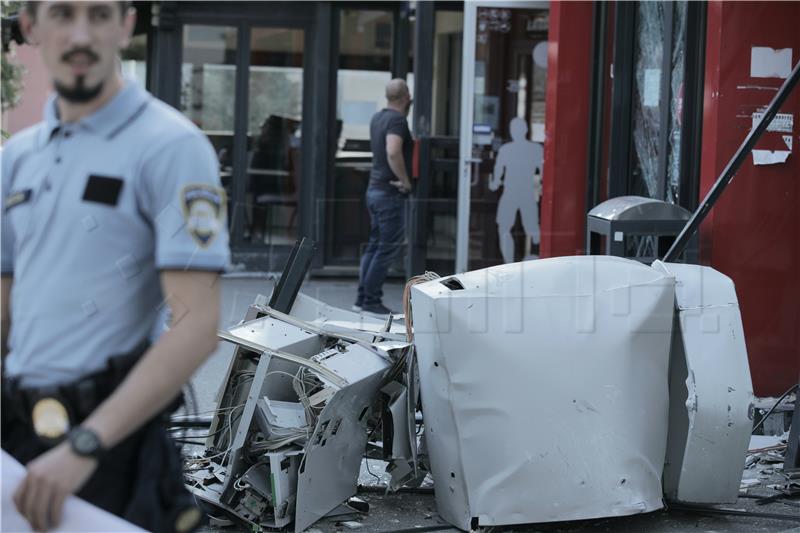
[410,257,753,529]
[184,294,417,532]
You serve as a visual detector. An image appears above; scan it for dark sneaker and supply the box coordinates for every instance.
[361,302,392,316]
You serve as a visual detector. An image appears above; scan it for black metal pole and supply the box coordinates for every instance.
[662,60,800,263]
[268,237,317,313]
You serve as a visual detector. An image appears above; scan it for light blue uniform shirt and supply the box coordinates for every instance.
[1,81,230,387]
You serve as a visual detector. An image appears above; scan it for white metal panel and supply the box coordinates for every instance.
[226,316,321,353]
[294,344,390,533]
[289,292,407,342]
[412,257,675,529]
[654,261,755,504]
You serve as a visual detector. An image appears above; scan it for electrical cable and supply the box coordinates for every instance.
[364,457,382,484]
[168,417,212,429]
[170,405,245,439]
[172,404,247,418]
[752,384,798,434]
[402,272,440,341]
[184,404,244,467]
[173,439,209,446]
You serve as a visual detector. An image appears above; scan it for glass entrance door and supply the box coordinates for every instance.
[179,23,306,265]
[324,8,396,268]
[457,2,549,272]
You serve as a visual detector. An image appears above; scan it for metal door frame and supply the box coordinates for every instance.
[456,0,549,273]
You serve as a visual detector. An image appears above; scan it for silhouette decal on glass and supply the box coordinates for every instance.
[489,117,543,263]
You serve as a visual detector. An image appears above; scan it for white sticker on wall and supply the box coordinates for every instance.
[750,47,792,79]
[753,150,791,165]
[643,69,661,107]
[784,135,793,150]
[614,231,624,242]
[752,111,793,133]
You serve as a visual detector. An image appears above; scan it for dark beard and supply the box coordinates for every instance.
[54,76,103,103]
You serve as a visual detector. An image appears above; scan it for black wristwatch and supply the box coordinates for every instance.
[68,428,106,460]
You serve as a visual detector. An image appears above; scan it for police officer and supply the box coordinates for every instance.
[1,2,229,531]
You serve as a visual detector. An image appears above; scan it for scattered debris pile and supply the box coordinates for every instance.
[741,428,800,502]
[181,246,759,532]
[184,294,426,532]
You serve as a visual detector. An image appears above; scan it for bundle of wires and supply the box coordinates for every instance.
[248,429,308,453]
[181,402,247,469]
[247,367,324,453]
[179,370,268,467]
[402,271,440,341]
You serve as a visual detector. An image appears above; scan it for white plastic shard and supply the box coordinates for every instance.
[654,261,754,504]
[411,256,676,530]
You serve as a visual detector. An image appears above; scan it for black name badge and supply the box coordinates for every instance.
[83,175,124,206]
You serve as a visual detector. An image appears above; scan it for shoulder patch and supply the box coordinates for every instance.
[180,184,227,248]
[4,189,32,212]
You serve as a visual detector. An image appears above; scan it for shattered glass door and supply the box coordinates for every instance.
[625,2,689,258]
[629,2,688,203]
[666,2,687,205]
[630,3,664,199]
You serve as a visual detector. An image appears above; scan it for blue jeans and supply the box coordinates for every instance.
[357,189,406,306]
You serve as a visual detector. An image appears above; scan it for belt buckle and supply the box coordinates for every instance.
[31,397,71,440]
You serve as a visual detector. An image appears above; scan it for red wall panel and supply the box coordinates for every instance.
[701,1,800,396]
[540,1,593,258]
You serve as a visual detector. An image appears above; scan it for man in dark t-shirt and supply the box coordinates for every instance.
[355,79,413,315]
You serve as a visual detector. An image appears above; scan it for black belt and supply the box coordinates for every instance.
[2,340,150,434]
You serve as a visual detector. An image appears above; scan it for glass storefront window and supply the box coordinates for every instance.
[326,9,394,266]
[423,11,464,274]
[336,10,394,145]
[432,11,463,138]
[120,33,147,89]
[245,27,305,247]
[179,25,238,231]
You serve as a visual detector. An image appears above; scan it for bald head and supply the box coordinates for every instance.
[386,78,410,103]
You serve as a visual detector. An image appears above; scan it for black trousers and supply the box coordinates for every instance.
[1,399,197,532]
